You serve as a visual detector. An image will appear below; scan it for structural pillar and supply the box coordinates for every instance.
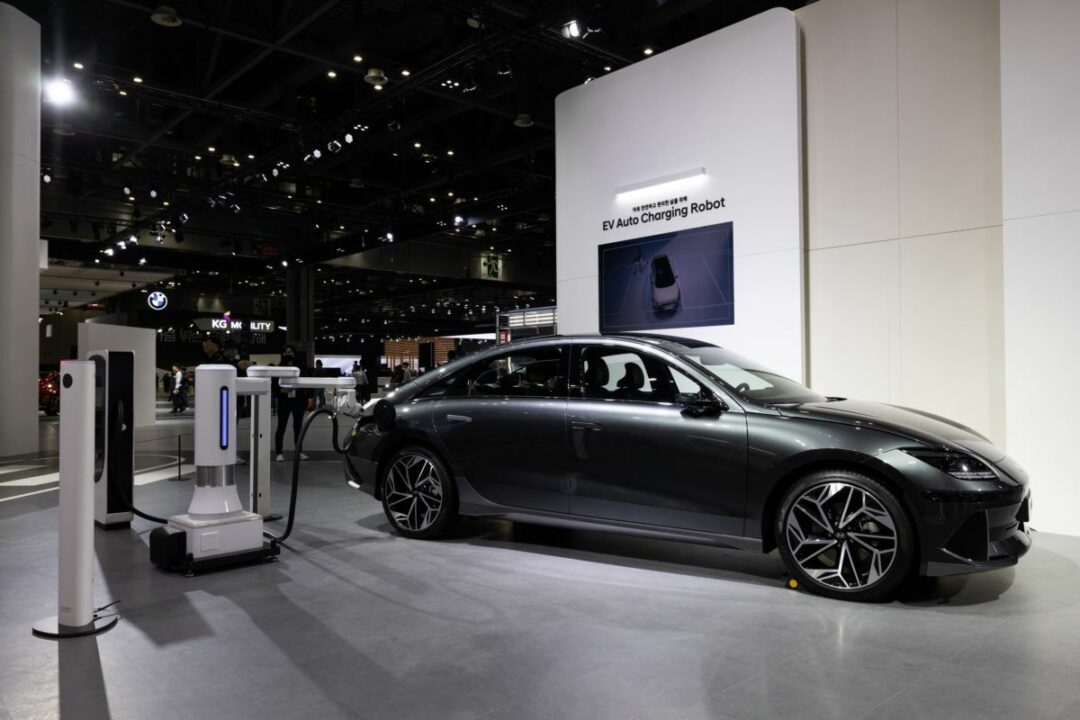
[285,264,315,361]
[0,4,41,457]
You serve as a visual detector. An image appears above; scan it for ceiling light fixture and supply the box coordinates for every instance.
[343,132,354,144]
[207,145,216,153]
[365,68,388,86]
[133,75,144,83]
[150,5,183,28]
[73,62,84,70]
[560,19,582,39]
[643,47,654,56]
[328,139,342,153]
[327,70,337,78]
[44,78,76,106]
[42,173,51,184]
[401,69,411,77]
[352,54,363,63]
[513,113,534,128]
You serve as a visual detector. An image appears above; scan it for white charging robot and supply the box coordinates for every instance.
[150,365,277,573]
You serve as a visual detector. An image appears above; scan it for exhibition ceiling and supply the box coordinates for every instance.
[27,0,805,339]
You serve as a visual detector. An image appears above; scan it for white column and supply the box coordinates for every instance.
[0,3,41,457]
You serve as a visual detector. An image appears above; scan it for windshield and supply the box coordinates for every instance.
[668,343,824,405]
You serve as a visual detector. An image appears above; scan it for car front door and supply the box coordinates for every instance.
[567,341,747,536]
[428,343,570,513]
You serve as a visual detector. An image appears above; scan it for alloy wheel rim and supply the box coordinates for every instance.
[785,482,898,591]
[385,454,443,532]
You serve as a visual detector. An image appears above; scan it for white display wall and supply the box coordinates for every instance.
[797,0,1005,447]
[554,9,804,381]
[1000,0,1080,536]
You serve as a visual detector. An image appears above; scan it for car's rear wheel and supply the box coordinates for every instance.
[777,469,915,601]
[380,446,457,539]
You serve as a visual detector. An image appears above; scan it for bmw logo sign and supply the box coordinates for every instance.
[147,291,168,311]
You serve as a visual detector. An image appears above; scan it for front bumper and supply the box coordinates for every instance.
[916,485,1031,577]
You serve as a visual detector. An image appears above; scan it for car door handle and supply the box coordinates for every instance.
[571,421,602,431]
[446,414,472,424]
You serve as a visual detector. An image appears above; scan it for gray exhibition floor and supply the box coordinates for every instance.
[3,439,1080,719]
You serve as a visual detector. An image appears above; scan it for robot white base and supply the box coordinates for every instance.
[169,512,265,561]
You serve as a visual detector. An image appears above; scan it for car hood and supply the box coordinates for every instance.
[778,399,1004,461]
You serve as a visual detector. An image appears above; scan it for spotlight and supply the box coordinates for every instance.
[133,75,143,83]
[139,257,147,265]
[353,54,363,63]
[73,62,84,70]
[149,189,157,199]
[328,139,342,153]
[454,215,464,226]
[247,153,255,160]
[303,153,315,165]
[401,69,411,77]
[208,145,216,153]
[643,47,654,56]
[374,84,383,91]
[560,20,582,39]
[229,203,241,214]
[194,154,202,161]
[313,148,322,159]
[327,70,337,79]
[447,149,454,156]
[513,113,534,128]
[129,234,138,244]
[386,232,394,242]
[42,173,51,184]
[124,185,133,196]
[281,260,288,267]
[178,212,189,224]
[116,239,126,249]
[103,248,114,257]
[271,167,280,177]
[344,133,354,144]
[414,142,422,149]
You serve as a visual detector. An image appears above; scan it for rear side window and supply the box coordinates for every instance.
[470,347,565,398]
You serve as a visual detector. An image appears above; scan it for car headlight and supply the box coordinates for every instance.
[901,448,997,480]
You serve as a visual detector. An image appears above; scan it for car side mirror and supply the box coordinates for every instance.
[681,396,727,418]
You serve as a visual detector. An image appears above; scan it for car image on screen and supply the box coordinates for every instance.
[650,254,680,311]
[345,334,1031,602]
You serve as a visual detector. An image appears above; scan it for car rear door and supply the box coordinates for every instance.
[567,340,747,536]
[430,343,570,513]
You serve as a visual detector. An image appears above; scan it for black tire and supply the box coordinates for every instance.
[776,469,915,602]
[380,445,458,540]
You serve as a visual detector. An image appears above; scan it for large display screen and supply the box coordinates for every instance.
[598,221,734,333]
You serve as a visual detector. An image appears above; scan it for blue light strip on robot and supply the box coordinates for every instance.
[220,386,229,450]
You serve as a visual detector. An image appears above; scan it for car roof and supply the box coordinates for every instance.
[499,333,720,350]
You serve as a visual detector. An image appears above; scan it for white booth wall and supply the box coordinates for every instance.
[555,8,805,382]
[555,0,1077,536]
[999,0,1080,536]
[77,322,157,429]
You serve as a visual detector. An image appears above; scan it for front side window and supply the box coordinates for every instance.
[577,345,708,405]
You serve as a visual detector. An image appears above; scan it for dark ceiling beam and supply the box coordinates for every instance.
[109,0,344,168]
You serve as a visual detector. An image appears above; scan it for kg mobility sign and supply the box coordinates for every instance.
[602,197,726,232]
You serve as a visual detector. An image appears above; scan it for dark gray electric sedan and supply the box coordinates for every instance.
[345,334,1031,601]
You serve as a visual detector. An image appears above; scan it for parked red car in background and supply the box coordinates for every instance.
[39,371,60,416]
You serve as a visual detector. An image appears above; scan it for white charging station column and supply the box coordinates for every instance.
[189,365,243,517]
[33,361,118,639]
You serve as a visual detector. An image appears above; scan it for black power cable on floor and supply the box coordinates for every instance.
[263,406,358,545]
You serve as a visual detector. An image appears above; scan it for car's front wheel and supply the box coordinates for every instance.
[380,446,457,539]
[777,469,915,601]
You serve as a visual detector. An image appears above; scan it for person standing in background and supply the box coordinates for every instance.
[274,344,308,462]
[352,361,370,404]
[313,358,327,408]
[169,363,185,414]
